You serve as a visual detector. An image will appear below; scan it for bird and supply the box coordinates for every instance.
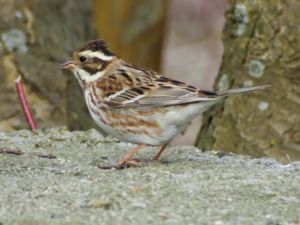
[62,39,269,169]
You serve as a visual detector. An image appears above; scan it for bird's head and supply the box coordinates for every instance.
[62,39,116,86]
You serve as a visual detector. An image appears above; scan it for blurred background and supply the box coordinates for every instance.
[1,0,299,163]
[0,0,226,143]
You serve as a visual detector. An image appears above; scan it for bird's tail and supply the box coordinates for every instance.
[217,85,270,97]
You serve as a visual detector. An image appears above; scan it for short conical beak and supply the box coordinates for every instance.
[61,60,75,70]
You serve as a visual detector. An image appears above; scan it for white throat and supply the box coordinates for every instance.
[73,67,104,87]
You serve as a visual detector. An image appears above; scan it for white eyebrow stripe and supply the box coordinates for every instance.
[80,50,114,61]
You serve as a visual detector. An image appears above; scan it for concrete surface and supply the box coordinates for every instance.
[0,128,299,225]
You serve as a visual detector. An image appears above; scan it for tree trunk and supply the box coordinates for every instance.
[196,0,300,163]
[92,0,168,71]
[0,0,96,131]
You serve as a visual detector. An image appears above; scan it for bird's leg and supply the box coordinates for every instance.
[99,143,169,169]
[152,144,168,161]
[115,144,145,167]
[99,144,145,169]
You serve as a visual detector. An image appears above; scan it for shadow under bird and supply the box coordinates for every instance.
[62,39,269,169]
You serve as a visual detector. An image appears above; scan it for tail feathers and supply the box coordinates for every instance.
[217,85,271,97]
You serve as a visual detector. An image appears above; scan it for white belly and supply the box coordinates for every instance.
[84,90,217,145]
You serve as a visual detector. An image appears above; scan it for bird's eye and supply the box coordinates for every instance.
[79,56,87,63]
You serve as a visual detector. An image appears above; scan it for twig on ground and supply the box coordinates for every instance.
[32,152,57,159]
[0,147,57,159]
[15,75,37,130]
[0,147,24,155]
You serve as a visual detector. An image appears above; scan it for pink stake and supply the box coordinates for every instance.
[15,76,37,130]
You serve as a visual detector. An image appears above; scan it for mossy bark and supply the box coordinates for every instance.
[196,0,300,163]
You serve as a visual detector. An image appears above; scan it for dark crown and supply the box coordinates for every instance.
[76,39,114,56]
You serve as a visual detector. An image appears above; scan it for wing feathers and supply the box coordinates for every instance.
[100,65,269,109]
[217,85,270,96]
[104,79,218,109]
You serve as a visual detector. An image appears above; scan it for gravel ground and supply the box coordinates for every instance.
[0,128,299,225]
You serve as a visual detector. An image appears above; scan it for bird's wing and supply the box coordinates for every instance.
[103,75,218,109]
[98,62,270,109]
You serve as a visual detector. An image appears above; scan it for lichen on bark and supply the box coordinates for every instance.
[196,0,300,163]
